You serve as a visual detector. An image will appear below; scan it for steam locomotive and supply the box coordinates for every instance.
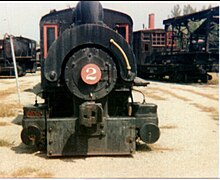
[0,35,37,76]
[21,1,160,156]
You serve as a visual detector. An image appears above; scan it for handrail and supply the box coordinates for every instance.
[110,39,131,75]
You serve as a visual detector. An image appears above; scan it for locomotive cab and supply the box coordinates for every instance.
[21,1,160,156]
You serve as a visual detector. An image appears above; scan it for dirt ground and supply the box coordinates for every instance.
[0,71,219,178]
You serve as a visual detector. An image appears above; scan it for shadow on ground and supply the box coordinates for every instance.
[12,114,23,125]
[11,143,46,157]
[136,143,152,152]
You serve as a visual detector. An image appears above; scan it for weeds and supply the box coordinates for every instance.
[0,104,22,117]
[11,167,53,178]
[145,92,167,100]
[147,87,191,102]
[191,103,219,121]
[0,88,16,100]
[160,125,177,129]
[173,87,218,101]
[0,171,7,178]
[0,139,14,147]
[0,122,10,126]
[151,145,174,152]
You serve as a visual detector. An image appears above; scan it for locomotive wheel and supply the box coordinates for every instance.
[208,74,212,81]
[170,72,189,83]
[21,66,26,76]
[200,74,211,83]
[175,73,184,82]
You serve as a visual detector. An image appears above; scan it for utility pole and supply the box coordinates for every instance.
[9,35,21,104]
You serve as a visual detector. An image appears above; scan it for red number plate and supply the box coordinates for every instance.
[81,64,102,85]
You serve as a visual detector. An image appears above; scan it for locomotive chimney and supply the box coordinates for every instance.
[75,1,104,24]
[148,13,155,29]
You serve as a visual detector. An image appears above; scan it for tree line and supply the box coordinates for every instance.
[169,4,213,18]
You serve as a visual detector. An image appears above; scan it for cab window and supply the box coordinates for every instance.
[116,24,129,43]
[43,24,58,58]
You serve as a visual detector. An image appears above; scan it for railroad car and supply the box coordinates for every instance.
[0,35,37,76]
[133,7,219,83]
[21,1,160,156]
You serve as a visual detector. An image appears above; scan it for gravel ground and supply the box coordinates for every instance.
[0,71,219,178]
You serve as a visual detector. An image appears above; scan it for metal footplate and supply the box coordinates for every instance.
[47,117,136,156]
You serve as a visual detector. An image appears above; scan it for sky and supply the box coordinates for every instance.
[0,1,218,42]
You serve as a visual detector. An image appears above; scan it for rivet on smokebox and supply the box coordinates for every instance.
[49,71,56,80]
[49,128,52,133]
[49,140,53,145]
[100,130,105,136]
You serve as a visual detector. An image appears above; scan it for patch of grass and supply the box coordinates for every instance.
[11,167,38,178]
[0,103,22,117]
[0,88,16,100]
[133,88,167,101]
[160,125,177,129]
[174,87,218,101]
[0,121,10,126]
[191,103,219,121]
[151,145,174,152]
[147,87,191,102]
[36,172,54,178]
[145,92,167,100]
[211,112,219,121]
[0,171,6,176]
[11,167,53,178]
[0,139,14,147]
[191,103,217,113]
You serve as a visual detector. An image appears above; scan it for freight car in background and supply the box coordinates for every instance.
[0,35,37,77]
[21,1,160,156]
[133,6,219,83]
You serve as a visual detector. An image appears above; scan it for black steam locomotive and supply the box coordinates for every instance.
[21,1,160,156]
[133,7,219,83]
[0,35,37,76]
